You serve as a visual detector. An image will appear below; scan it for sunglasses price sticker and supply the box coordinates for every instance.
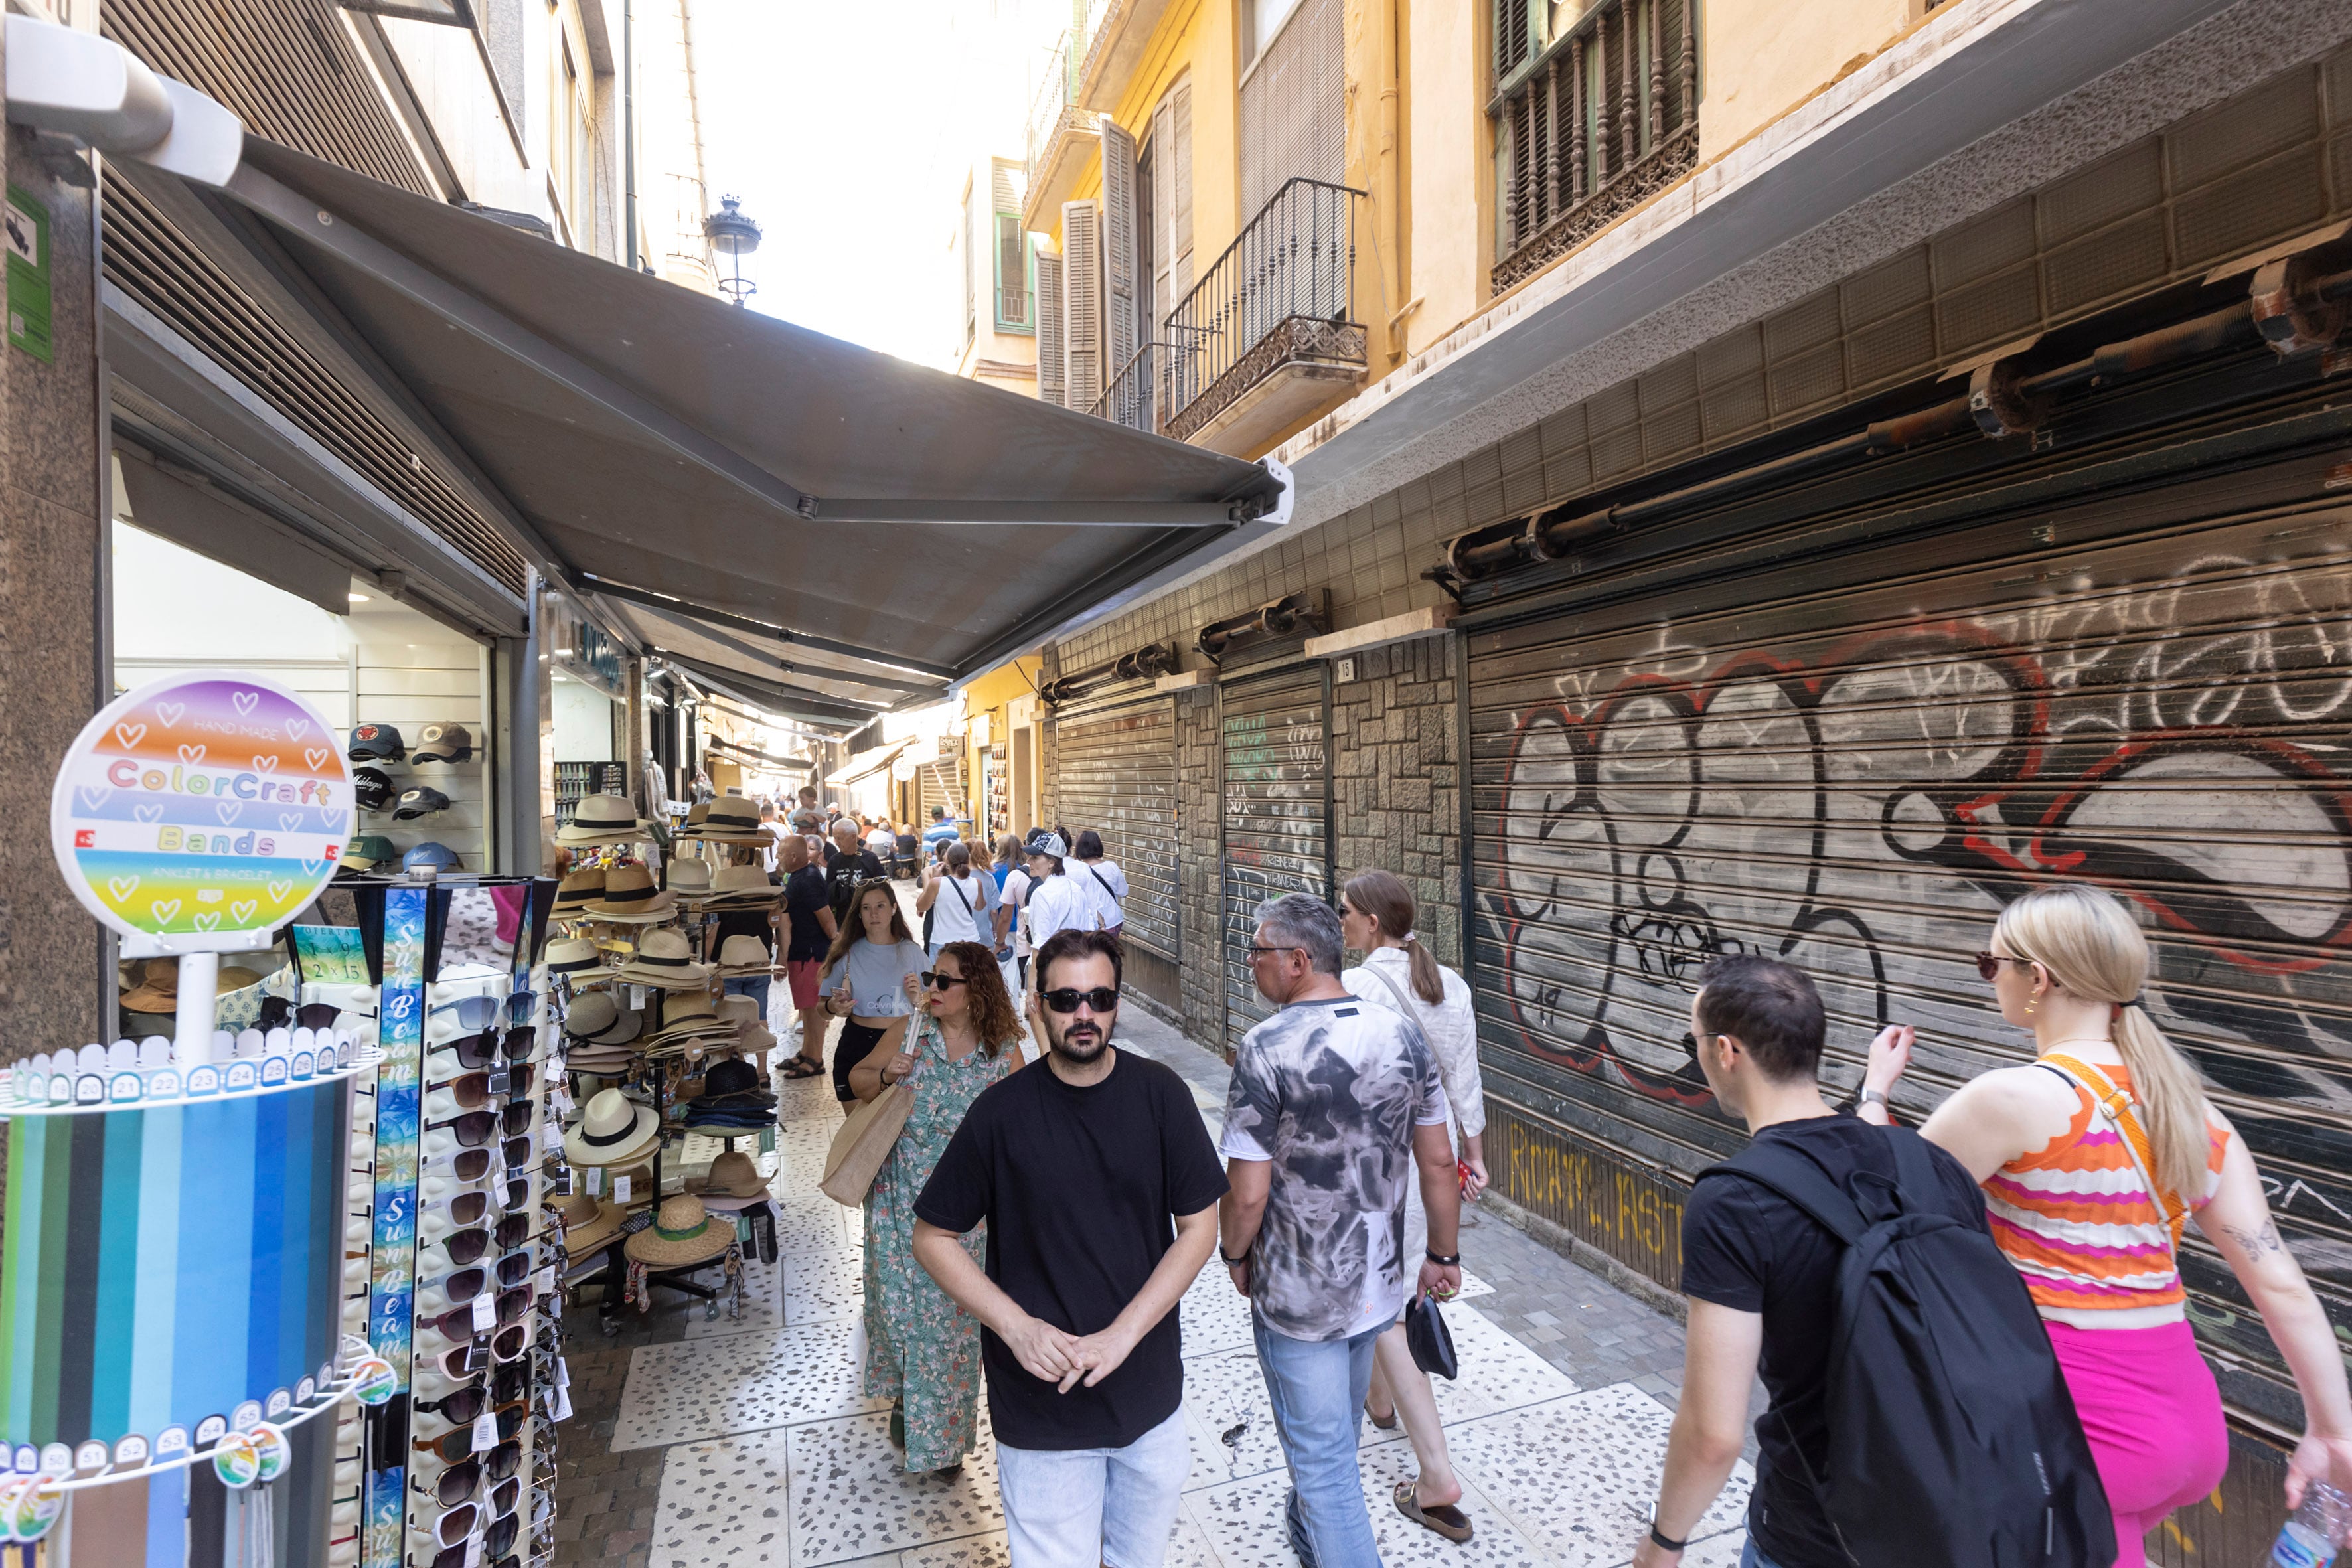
[48,672,352,948]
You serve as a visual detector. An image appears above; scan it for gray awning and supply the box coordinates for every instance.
[114,447,353,617]
[186,139,1287,693]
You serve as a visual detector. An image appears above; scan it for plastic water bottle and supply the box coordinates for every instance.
[2274,1482,2349,1568]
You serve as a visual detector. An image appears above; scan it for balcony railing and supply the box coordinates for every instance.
[1158,177,1364,443]
[1092,341,1166,432]
[1025,30,1084,187]
[1490,0,1699,293]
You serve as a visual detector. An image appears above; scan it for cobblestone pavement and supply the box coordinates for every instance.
[551,911,1745,1568]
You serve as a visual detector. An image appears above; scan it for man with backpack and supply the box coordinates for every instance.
[1636,955,2111,1568]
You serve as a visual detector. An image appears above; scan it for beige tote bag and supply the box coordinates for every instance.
[819,1082,913,1206]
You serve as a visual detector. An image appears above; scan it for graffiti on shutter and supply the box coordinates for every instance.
[1469,465,2352,1431]
[1054,699,1179,962]
[1223,667,1332,1054]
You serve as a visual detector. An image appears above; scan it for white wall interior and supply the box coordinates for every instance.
[552,675,617,761]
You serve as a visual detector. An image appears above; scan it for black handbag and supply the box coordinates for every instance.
[1404,1294,1458,1379]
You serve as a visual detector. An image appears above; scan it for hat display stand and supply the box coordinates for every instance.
[16,672,414,1568]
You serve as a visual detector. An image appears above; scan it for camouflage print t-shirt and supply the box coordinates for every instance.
[1219,996,1447,1341]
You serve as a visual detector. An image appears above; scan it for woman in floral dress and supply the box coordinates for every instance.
[847,938,1024,1472]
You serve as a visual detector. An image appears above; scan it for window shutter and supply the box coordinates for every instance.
[990,160,1032,332]
[1061,200,1103,411]
[1239,0,1343,218]
[963,188,977,349]
[1099,119,1141,386]
[1172,80,1194,303]
[1036,247,1067,406]
[1152,97,1175,310]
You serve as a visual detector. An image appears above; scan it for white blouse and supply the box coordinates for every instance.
[1342,945,1486,1138]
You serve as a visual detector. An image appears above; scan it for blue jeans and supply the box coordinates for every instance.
[722,975,771,1020]
[1252,1314,1385,1568]
[1739,1540,1784,1568]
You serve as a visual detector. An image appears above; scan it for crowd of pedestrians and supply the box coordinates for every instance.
[734,794,2350,1568]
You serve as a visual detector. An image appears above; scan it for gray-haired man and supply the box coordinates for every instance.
[1219,893,1462,1568]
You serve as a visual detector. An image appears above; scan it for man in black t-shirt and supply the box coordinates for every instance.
[777,834,835,1079]
[1634,956,1988,1568]
[824,819,884,925]
[914,929,1226,1568]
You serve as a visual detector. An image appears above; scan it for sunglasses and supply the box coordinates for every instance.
[424,1103,536,1148]
[424,1136,535,1178]
[425,1249,540,1307]
[412,1409,530,1466]
[1040,987,1119,1014]
[426,1512,520,1568]
[418,1289,533,1342]
[419,1478,521,1544]
[421,1215,543,1267]
[425,1065,541,1111]
[1245,944,1305,959]
[411,1433,523,1482]
[1974,951,2035,982]
[430,1026,537,1071]
[919,971,967,990]
[430,996,504,1030]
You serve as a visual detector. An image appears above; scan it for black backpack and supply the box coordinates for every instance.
[1699,1127,2114,1568]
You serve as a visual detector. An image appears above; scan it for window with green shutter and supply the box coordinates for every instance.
[991,159,1034,334]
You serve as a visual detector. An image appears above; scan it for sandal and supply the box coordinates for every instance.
[780,1056,825,1079]
[1393,1481,1472,1543]
[1364,1400,1398,1431]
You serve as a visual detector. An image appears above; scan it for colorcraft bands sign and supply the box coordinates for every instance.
[50,674,349,947]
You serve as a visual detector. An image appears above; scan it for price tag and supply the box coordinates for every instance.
[486,1070,511,1097]
[464,1533,484,1568]
[548,1383,574,1424]
[469,1293,495,1332]
[469,1413,495,1454]
[554,1356,570,1389]
[585,1167,604,1197]
[534,1266,556,1297]
[612,1174,631,1204]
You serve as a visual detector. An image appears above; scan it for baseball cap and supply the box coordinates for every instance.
[402,842,463,873]
[348,722,405,761]
[412,722,473,764]
[393,785,451,821]
[1026,828,1069,860]
[343,834,397,871]
[354,767,394,811]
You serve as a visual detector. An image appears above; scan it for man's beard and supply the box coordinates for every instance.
[1047,1014,1111,1065]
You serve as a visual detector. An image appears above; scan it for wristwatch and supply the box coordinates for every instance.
[1219,1248,1249,1265]
[1859,1087,1889,1108]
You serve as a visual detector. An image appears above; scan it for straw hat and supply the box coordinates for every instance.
[119,957,264,1012]
[586,864,675,922]
[566,1046,639,1075]
[712,993,777,1052]
[623,1194,734,1268]
[556,794,653,845]
[611,928,712,988]
[608,1162,654,1203]
[701,865,781,908]
[564,1087,661,1167]
[559,1192,626,1254]
[551,869,605,915]
[686,1150,771,1211]
[698,797,772,846]
[544,937,616,984]
[641,990,733,1044]
[563,992,642,1046]
[672,801,715,838]
[666,859,714,901]
[712,935,771,976]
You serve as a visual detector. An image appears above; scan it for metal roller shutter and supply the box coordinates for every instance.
[919,755,969,828]
[1467,441,2352,1438]
[1223,666,1332,1054]
[1054,699,1180,963]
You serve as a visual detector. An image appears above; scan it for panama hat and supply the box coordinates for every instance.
[551,869,605,915]
[586,864,675,921]
[564,1087,661,1167]
[558,1192,625,1255]
[711,993,777,1052]
[641,991,733,1044]
[556,793,653,845]
[672,801,714,838]
[611,928,712,988]
[698,797,771,846]
[701,865,781,908]
[666,859,714,901]
[120,957,264,1013]
[563,991,642,1046]
[686,1150,771,1212]
[623,1194,733,1269]
[544,937,616,984]
[712,935,772,976]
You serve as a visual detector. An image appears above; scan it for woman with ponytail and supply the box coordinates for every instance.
[1338,868,1487,1543]
[1861,884,2352,1566]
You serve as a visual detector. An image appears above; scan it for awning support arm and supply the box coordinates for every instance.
[621,600,943,694]
[579,574,956,681]
[652,651,892,725]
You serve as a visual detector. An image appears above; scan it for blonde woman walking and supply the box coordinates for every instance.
[1338,868,1486,1543]
[1860,884,2352,1567]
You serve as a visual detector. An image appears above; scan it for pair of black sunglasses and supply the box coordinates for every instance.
[431,1026,536,1071]
[919,971,968,990]
[1040,987,1119,1014]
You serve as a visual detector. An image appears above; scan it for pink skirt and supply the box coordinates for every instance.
[2045,1319,2229,1568]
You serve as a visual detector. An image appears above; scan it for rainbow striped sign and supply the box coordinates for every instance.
[0,1077,353,1458]
[49,673,351,948]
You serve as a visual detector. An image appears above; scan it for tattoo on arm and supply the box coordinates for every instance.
[2223,1219,2284,1259]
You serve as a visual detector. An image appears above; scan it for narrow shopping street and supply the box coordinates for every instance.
[554,926,1751,1568]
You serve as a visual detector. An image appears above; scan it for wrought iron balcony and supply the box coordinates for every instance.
[1090,179,1366,453]
[1490,0,1699,294]
[1024,30,1096,229]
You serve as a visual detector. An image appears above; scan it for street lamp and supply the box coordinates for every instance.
[703,195,761,307]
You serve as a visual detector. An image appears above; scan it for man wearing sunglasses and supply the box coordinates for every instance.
[1220,892,1460,1568]
[911,929,1227,1568]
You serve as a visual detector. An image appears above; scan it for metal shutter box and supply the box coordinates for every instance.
[1222,665,1332,1055]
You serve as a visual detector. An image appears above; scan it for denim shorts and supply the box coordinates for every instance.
[994,1407,1188,1568]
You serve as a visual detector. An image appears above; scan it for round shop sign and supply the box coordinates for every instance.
[50,672,351,949]
[210,1430,260,1491]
